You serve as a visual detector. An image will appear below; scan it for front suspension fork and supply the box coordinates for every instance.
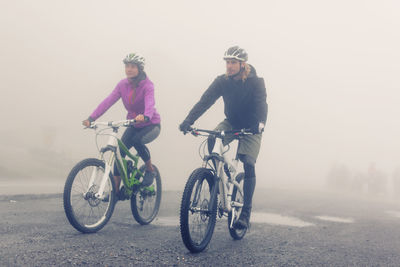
[93,153,115,199]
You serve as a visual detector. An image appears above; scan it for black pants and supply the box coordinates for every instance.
[114,124,160,176]
[242,162,256,212]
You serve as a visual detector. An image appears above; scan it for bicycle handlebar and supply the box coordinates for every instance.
[188,127,255,138]
[87,119,137,129]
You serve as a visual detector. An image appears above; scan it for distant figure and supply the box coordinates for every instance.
[392,167,400,198]
[351,172,368,194]
[82,53,161,200]
[179,46,268,230]
[366,162,387,196]
[326,163,351,191]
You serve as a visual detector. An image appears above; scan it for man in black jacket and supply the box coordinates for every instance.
[179,46,268,230]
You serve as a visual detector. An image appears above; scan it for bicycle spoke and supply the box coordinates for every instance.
[131,165,162,225]
[187,179,211,244]
[64,159,116,232]
[180,168,217,252]
[228,172,247,239]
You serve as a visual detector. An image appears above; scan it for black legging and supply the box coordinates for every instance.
[243,163,256,211]
[239,154,256,212]
[114,124,160,176]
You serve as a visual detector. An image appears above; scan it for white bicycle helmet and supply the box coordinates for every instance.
[123,53,145,69]
[223,46,248,62]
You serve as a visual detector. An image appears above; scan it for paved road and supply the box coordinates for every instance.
[1,189,400,266]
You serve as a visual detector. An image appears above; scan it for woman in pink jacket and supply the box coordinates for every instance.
[82,53,161,200]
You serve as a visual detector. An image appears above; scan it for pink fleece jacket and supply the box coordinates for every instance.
[90,77,161,127]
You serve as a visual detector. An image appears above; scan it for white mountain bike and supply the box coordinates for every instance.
[63,119,162,233]
[180,127,254,253]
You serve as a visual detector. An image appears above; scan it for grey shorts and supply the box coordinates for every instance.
[214,120,262,164]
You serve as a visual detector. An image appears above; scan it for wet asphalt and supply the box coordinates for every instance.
[1,189,400,266]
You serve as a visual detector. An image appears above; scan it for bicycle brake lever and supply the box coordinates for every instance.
[124,119,136,126]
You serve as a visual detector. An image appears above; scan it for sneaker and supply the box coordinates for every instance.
[233,211,250,230]
[117,186,130,201]
[141,170,155,186]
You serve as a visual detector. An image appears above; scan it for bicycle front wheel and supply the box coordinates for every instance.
[63,158,116,233]
[228,172,247,240]
[180,168,217,253]
[131,165,162,225]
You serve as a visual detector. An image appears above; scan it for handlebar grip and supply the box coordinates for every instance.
[124,119,136,126]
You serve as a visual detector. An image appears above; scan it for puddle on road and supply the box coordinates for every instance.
[315,216,354,223]
[385,210,400,218]
[152,217,178,227]
[251,212,314,227]
[151,213,314,228]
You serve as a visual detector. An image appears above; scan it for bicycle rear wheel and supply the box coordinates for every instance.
[228,172,247,240]
[63,158,116,233]
[131,165,162,225]
[180,168,217,253]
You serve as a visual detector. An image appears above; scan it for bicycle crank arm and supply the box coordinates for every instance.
[190,207,210,213]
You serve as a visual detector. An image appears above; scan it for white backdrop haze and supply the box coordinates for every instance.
[0,0,399,196]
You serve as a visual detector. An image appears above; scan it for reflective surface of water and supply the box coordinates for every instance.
[315,215,354,223]
[251,212,314,227]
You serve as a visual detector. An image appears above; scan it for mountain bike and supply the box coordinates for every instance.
[180,127,254,253]
[63,119,162,233]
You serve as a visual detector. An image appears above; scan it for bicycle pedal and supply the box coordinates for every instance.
[117,187,130,201]
[218,207,224,218]
[101,194,110,202]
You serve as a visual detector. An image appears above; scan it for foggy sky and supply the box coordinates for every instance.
[1,0,399,191]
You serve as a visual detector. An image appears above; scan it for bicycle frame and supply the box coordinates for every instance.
[203,134,244,225]
[85,121,146,200]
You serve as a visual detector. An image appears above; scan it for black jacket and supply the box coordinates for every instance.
[184,65,268,129]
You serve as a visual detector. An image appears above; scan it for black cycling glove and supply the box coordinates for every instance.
[250,122,265,134]
[179,120,192,133]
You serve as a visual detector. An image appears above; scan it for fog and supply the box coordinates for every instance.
[1,0,399,196]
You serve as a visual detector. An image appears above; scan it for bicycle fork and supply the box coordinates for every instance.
[87,132,119,200]
[94,153,115,199]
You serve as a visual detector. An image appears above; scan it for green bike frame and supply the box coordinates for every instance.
[93,125,155,200]
[114,139,144,195]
